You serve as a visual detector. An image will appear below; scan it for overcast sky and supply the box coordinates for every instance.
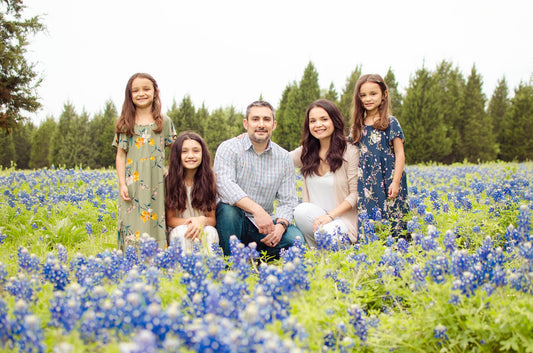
[24,0,533,124]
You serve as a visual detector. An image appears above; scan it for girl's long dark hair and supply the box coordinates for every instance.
[165,131,217,214]
[300,99,347,177]
[351,74,392,143]
[115,72,163,136]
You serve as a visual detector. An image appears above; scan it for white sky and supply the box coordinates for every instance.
[24,0,533,124]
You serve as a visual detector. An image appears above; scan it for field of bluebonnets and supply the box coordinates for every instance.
[0,162,532,353]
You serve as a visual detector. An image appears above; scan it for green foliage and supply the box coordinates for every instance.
[384,67,402,120]
[500,81,533,161]
[0,0,45,131]
[462,65,497,162]
[338,65,362,134]
[0,128,15,167]
[12,119,33,168]
[402,66,452,164]
[273,62,320,151]
[49,103,78,168]
[488,77,509,160]
[88,99,117,168]
[29,117,56,168]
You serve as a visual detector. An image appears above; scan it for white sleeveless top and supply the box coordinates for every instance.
[306,172,336,212]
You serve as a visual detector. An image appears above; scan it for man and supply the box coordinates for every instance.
[214,101,303,257]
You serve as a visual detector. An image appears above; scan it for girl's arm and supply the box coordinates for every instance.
[116,147,130,201]
[388,137,405,199]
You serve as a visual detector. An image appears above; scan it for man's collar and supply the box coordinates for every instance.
[243,133,272,154]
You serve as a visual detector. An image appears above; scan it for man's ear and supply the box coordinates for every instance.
[243,118,248,130]
[272,120,277,131]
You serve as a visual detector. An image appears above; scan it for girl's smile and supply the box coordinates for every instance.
[181,139,202,171]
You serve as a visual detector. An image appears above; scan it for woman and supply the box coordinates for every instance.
[291,99,359,247]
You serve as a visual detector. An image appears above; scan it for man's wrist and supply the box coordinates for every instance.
[275,218,289,230]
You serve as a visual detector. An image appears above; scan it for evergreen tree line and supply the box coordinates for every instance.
[1,60,532,169]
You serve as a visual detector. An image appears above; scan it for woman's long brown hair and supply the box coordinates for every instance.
[165,131,217,214]
[300,99,347,177]
[115,73,163,136]
[350,74,392,143]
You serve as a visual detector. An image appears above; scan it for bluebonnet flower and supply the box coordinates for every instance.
[385,236,395,247]
[18,247,41,274]
[228,236,258,281]
[348,305,368,343]
[517,204,531,241]
[424,255,449,284]
[0,262,7,286]
[49,285,84,333]
[42,254,70,291]
[139,234,159,263]
[359,212,378,244]
[379,248,405,278]
[0,297,11,344]
[0,230,5,244]
[423,212,435,225]
[85,222,93,236]
[407,217,421,233]
[411,264,426,290]
[325,271,351,295]
[17,315,46,353]
[396,238,409,254]
[119,330,158,353]
[56,244,68,264]
[6,273,39,302]
[433,324,448,342]
[443,230,456,254]
[315,225,352,251]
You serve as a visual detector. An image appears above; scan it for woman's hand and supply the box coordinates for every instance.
[312,214,333,232]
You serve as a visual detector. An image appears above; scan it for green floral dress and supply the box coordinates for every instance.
[112,116,176,250]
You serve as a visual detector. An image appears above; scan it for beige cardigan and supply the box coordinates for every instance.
[290,143,359,242]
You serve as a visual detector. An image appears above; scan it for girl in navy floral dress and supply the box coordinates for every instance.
[350,74,409,237]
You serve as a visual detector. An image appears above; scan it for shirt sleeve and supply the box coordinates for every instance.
[213,139,248,205]
[273,152,298,223]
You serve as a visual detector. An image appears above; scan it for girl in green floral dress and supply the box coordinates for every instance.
[113,73,176,250]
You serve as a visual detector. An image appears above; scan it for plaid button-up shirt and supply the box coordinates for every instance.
[214,134,297,223]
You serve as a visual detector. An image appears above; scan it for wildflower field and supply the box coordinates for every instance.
[0,162,532,353]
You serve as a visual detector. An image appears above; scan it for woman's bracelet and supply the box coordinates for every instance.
[326,212,334,221]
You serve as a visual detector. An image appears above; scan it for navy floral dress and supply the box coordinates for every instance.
[356,116,409,235]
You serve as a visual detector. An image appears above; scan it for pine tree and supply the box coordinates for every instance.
[384,67,402,120]
[195,103,209,136]
[323,82,338,102]
[272,82,298,149]
[487,77,509,160]
[175,95,197,133]
[69,110,92,167]
[0,0,45,131]
[432,61,465,163]
[0,130,15,167]
[462,65,496,162]
[88,99,117,168]
[49,102,77,167]
[401,66,452,163]
[204,107,231,156]
[29,117,56,168]
[338,65,362,134]
[167,99,179,131]
[12,120,33,168]
[499,81,533,161]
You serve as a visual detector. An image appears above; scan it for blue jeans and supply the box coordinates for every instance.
[215,202,303,257]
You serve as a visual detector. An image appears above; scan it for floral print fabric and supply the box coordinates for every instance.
[112,116,176,249]
[356,116,409,234]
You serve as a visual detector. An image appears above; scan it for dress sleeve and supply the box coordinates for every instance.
[163,116,177,146]
[388,116,405,143]
[112,133,130,152]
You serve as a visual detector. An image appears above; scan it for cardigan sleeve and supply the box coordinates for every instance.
[342,143,359,208]
[289,146,303,168]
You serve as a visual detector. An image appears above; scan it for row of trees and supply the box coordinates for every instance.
[1,61,532,169]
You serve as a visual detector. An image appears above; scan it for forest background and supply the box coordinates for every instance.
[1,0,532,168]
[1,60,532,169]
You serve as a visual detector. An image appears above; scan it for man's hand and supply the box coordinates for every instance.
[261,223,285,247]
[253,208,275,235]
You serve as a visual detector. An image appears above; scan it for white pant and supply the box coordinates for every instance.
[293,202,348,248]
[168,225,219,256]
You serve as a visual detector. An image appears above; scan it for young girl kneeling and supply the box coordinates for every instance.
[165,131,219,254]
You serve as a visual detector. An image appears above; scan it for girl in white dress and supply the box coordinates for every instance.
[165,131,219,254]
